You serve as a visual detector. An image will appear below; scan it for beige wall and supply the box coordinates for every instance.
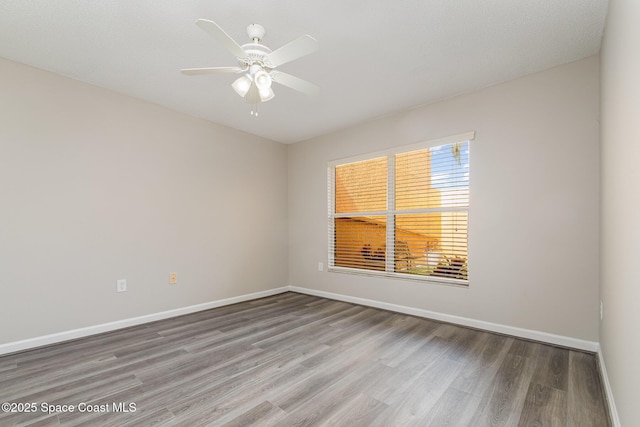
[289,56,600,341]
[0,57,288,344]
[600,0,640,424]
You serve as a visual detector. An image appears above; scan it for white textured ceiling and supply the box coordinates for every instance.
[0,1,608,143]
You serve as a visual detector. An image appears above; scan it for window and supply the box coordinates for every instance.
[328,132,474,285]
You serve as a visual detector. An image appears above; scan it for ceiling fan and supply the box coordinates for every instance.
[181,19,320,115]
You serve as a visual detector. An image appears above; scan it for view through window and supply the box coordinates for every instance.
[329,136,471,284]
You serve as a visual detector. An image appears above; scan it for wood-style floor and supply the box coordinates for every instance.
[0,292,610,426]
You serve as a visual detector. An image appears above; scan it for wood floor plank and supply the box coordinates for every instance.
[470,340,540,426]
[375,356,466,425]
[220,401,286,427]
[530,344,570,391]
[568,351,610,427]
[518,382,567,427]
[0,292,611,426]
[419,387,478,427]
[323,393,389,426]
[375,317,440,367]
[274,362,389,426]
[450,332,513,397]
[371,335,452,405]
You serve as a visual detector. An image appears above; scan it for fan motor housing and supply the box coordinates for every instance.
[239,42,272,67]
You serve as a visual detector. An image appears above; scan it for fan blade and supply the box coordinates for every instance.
[195,19,246,58]
[181,67,244,75]
[271,71,320,96]
[265,35,319,68]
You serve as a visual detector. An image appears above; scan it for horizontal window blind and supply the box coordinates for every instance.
[328,134,472,285]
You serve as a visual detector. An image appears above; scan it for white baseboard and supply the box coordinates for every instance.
[289,286,600,352]
[291,286,618,423]
[2,285,600,355]
[2,284,616,423]
[0,287,289,356]
[596,345,621,427]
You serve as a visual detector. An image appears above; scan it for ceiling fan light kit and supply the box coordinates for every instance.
[232,75,251,97]
[181,19,319,116]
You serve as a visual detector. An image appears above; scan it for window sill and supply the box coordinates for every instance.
[328,266,469,288]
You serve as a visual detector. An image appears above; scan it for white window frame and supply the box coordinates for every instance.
[328,131,475,286]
